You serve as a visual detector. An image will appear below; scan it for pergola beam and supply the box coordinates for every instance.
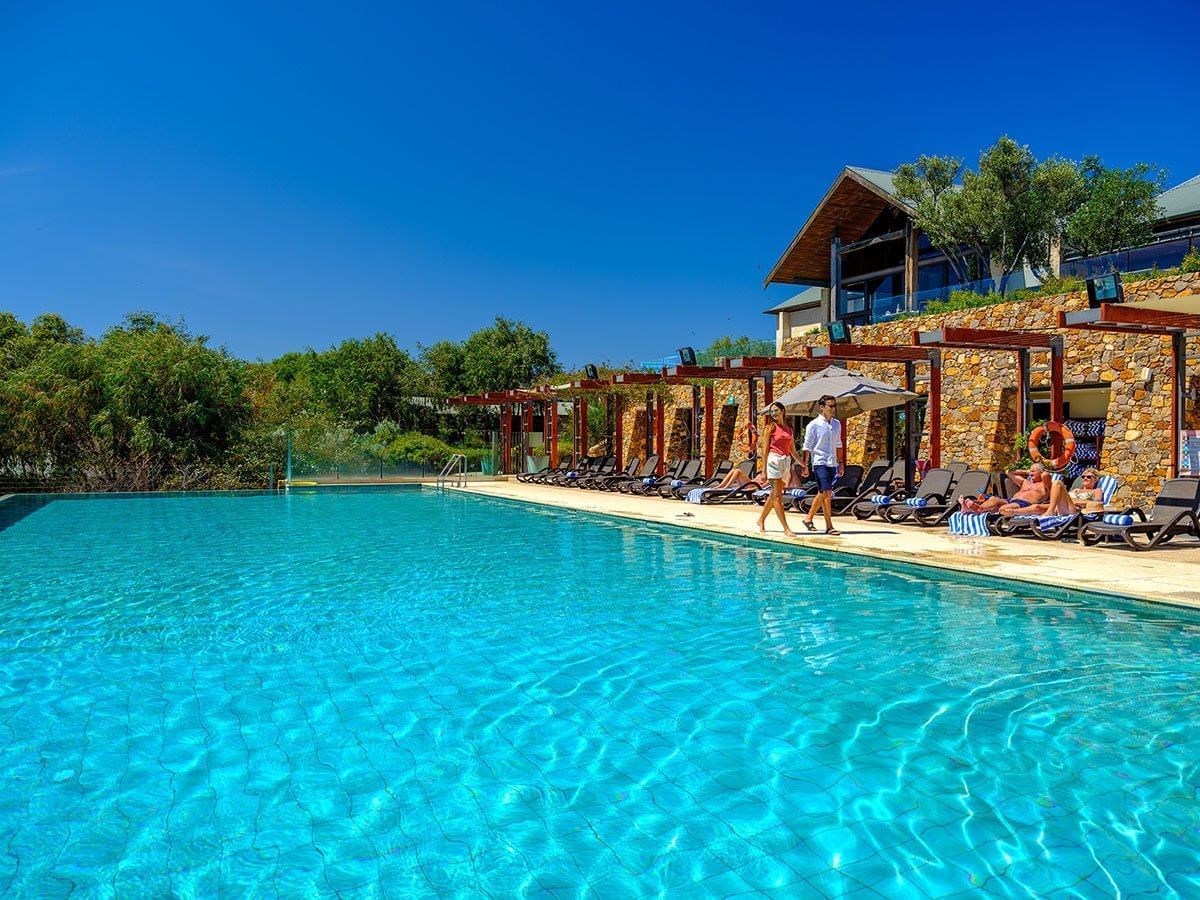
[1059,303,1200,478]
[725,356,828,373]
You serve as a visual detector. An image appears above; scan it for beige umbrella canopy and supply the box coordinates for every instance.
[773,365,917,418]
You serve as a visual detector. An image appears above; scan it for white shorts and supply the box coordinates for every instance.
[765,452,790,481]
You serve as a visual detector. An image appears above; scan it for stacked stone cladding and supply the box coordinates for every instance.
[774,272,1200,503]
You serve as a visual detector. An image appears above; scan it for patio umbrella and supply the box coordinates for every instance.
[773,365,918,418]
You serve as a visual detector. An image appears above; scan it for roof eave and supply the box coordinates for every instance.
[761,167,915,289]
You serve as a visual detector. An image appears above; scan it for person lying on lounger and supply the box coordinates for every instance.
[958,463,1049,515]
[1042,468,1105,517]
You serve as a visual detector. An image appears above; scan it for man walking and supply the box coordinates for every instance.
[800,395,844,535]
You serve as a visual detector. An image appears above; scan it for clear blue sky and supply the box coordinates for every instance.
[3,1,1197,368]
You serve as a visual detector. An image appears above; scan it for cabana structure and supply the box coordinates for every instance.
[913,327,1065,435]
[1060,304,1200,477]
[807,343,941,484]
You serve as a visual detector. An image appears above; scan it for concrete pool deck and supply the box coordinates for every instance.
[449,480,1200,611]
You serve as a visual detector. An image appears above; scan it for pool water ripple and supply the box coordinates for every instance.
[1,488,1199,895]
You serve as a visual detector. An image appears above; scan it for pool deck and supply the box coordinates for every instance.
[449,480,1200,611]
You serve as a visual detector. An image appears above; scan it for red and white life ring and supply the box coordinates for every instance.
[1028,421,1076,471]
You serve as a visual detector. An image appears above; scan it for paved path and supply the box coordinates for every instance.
[449,480,1200,612]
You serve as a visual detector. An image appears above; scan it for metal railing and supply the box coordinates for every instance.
[436,454,466,489]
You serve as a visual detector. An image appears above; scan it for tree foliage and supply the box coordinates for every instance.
[894,137,1162,293]
[1064,157,1165,259]
[0,310,559,490]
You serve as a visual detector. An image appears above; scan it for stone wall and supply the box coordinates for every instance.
[778,272,1200,502]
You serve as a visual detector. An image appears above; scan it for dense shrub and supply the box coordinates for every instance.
[1182,248,1200,274]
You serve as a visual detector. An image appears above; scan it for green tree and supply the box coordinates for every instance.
[307,333,433,432]
[459,317,559,394]
[893,155,978,284]
[1064,157,1165,260]
[697,335,774,365]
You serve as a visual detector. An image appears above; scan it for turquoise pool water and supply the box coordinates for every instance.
[0,488,1198,896]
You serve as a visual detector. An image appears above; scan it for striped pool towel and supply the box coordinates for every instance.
[948,511,990,536]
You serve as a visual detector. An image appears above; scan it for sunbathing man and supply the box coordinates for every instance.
[959,463,1050,515]
[1042,468,1105,517]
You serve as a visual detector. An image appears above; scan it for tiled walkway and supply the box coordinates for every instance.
[450,480,1200,611]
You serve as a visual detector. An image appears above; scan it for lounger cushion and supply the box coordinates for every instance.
[904,497,928,508]
[948,511,990,536]
[642,477,656,485]
[671,479,684,488]
[567,472,578,479]
[870,494,892,505]
[1102,513,1134,526]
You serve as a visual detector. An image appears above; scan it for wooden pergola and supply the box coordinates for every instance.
[914,327,1065,434]
[806,343,942,482]
[1060,304,1200,477]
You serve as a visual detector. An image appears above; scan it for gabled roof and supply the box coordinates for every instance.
[763,166,914,288]
[1159,173,1200,222]
[764,286,824,315]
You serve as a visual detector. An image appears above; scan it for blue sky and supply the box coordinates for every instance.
[2,1,1198,368]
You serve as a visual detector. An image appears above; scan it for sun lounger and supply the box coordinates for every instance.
[652,459,702,497]
[545,456,597,486]
[684,461,756,503]
[577,457,640,490]
[564,455,616,487]
[783,465,863,511]
[1079,478,1200,550]
[1004,475,1121,540]
[797,458,890,516]
[906,469,991,527]
[597,455,658,491]
[627,459,687,495]
[670,460,733,499]
[619,458,680,493]
[878,468,955,524]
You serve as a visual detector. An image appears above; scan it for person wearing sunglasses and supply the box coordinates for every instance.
[1043,468,1106,517]
[799,395,844,535]
[756,401,804,537]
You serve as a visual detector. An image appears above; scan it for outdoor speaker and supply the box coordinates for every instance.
[1085,272,1124,308]
[826,321,852,344]
[584,364,599,381]
[677,346,697,367]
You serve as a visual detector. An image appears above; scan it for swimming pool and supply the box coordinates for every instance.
[1,488,1197,895]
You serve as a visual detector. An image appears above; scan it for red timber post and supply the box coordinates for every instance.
[571,398,579,466]
[1173,331,1185,477]
[548,401,559,469]
[655,392,665,475]
[703,384,714,477]
[579,396,589,459]
[763,370,774,405]
[501,402,512,475]
[1049,337,1064,423]
[928,350,942,467]
[614,394,624,470]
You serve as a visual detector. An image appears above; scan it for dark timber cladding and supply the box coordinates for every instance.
[763,168,914,286]
[1060,304,1200,477]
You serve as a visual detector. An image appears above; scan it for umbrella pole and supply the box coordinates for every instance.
[904,362,915,491]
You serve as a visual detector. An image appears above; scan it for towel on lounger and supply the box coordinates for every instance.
[1102,513,1134,526]
[904,497,928,507]
[947,511,990,536]
[870,494,891,505]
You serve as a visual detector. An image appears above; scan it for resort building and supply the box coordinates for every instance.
[763,166,1200,333]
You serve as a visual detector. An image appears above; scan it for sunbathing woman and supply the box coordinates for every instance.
[1042,468,1105,517]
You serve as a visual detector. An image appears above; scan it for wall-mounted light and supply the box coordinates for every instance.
[584,364,599,380]
[1141,366,1153,389]
[678,347,697,367]
[1086,272,1125,308]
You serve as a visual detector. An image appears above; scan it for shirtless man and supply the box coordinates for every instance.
[959,463,1050,515]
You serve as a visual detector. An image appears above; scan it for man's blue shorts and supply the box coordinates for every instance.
[812,465,838,492]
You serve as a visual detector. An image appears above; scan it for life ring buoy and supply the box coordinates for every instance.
[734,421,759,458]
[1028,421,1076,471]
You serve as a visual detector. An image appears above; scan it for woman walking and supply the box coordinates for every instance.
[756,402,803,537]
